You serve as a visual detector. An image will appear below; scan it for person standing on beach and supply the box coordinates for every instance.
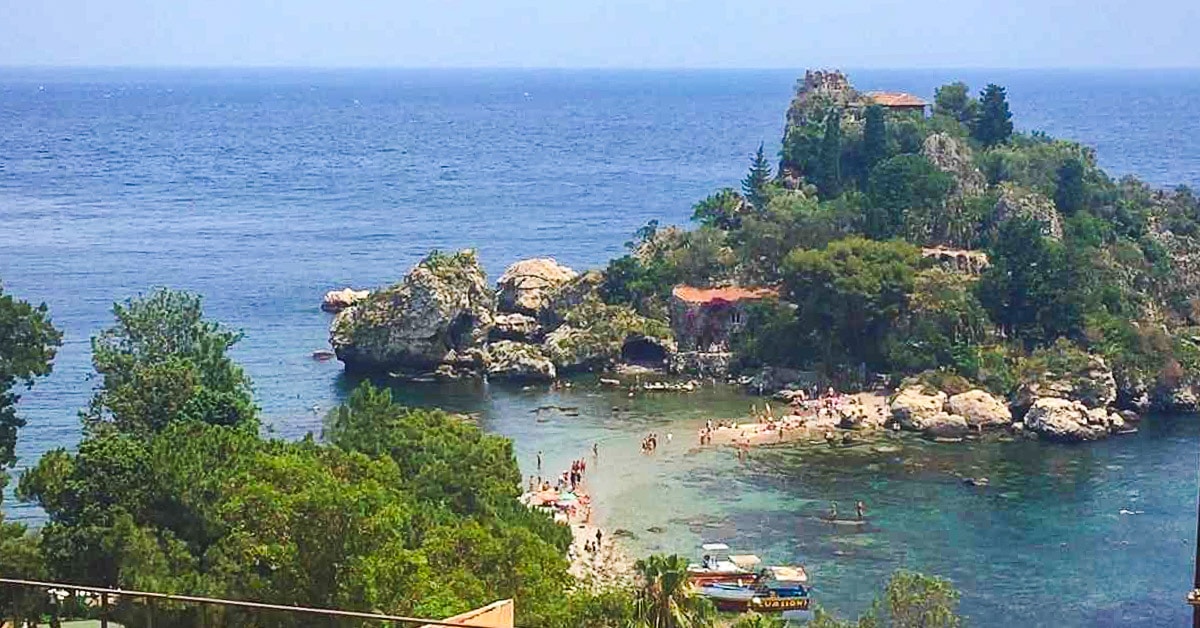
[593,442,599,457]
[596,529,603,548]
[536,450,543,472]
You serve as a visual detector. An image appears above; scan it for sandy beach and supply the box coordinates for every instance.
[695,391,891,449]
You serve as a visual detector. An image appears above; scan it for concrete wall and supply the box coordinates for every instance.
[423,599,513,628]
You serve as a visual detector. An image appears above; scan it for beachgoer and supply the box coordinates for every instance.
[596,529,603,547]
[706,419,713,431]
[593,442,599,457]
[856,500,866,521]
[828,502,838,520]
[667,432,673,443]
[536,451,543,472]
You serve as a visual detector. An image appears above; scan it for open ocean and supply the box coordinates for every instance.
[3,68,1200,626]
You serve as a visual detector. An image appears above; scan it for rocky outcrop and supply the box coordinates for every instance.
[785,70,859,128]
[330,250,494,373]
[1023,397,1126,442]
[921,248,990,276]
[947,389,1013,429]
[994,182,1063,240]
[486,340,556,382]
[542,297,675,373]
[669,351,733,377]
[541,270,605,328]
[322,288,369,312]
[889,387,949,431]
[496,258,578,317]
[1014,354,1117,415]
[922,133,986,198]
[491,313,542,342]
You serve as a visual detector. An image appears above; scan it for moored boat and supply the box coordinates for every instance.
[695,566,811,613]
[686,543,762,586]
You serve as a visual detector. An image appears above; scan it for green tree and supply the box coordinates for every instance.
[806,570,962,628]
[633,554,714,628]
[0,283,62,469]
[83,289,256,437]
[742,143,774,213]
[1055,157,1087,214]
[933,81,979,126]
[783,238,923,370]
[861,104,889,184]
[730,612,789,628]
[978,218,1089,347]
[865,154,953,241]
[885,268,990,374]
[816,108,843,198]
[692,188,748,231]
[972,84,1014,147]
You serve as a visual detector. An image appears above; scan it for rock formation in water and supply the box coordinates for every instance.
[1023,397,1126,442]
[330,250,494,374]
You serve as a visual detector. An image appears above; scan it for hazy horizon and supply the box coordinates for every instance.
[3,0,1197,69]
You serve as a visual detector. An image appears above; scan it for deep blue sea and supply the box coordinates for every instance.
[3,68,1200,626]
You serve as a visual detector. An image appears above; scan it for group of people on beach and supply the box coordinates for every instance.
[528,451,591,495]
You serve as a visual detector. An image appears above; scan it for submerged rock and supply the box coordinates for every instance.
[947,389,1013,430]
[497,258,578,317]
[330,250,494,373]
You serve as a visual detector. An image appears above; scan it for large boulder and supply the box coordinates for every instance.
[322,288,369,312]
[919,412,970,439]
[889,386,949,431]
[994,182,1063,240]
[330,250,494,372]
[497,258,578,317]
[486,340,556,382]
[947,389,1013,430]
[1023,397,1123,442]
[922,133,986,198]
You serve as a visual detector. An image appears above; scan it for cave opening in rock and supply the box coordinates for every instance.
[621,337,667,364]
[446,312,476,349]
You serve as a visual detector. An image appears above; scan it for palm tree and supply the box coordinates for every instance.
[633,554,714,628]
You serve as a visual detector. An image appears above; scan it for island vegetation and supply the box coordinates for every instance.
[597,71,1200,417]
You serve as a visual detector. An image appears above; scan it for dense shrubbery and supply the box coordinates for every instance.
[4,289,613,627]
[600,76,1200,407]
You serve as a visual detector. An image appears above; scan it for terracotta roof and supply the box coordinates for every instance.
[864,91,928,107]
[672,285,778,304]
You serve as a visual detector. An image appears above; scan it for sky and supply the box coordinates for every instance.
[1,0,1198,69]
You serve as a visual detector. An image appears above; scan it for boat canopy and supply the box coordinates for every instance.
[729,555,761,569]
[765,566,808,582]
[701,543,730,551]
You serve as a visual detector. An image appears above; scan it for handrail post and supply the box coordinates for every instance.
[100,592,108,628]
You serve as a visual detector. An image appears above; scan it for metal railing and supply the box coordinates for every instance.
[0,578,511,628]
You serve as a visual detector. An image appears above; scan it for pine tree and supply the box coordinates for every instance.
[861,104,888,184]
[816,108,842,198]
[741,143,773,212]
[972,84,1013,147]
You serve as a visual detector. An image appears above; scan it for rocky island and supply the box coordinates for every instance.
[326,69,1200,446]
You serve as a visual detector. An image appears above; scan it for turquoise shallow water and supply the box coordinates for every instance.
[397,380,1199,626]
[3,69,1200,626]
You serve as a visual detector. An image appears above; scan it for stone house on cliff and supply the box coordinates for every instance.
[669,285,778,352]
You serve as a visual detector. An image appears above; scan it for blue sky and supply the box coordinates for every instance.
[2,0,1197,68]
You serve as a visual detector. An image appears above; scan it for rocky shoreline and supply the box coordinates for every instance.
[321,250,1195,445]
